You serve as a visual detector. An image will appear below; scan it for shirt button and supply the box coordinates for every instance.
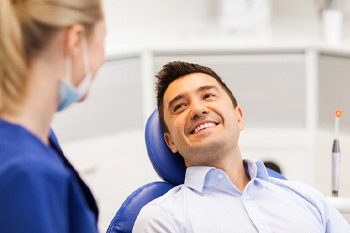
[217,174,223,179]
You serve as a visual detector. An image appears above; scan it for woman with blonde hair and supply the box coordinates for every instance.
[0,0,106,232]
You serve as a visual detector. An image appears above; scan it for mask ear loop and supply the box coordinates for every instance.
[65,53,73,84]
[76,34,93,94]
[81,35,90,75]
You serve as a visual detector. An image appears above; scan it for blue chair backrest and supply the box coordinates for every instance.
[106,181,173,233]
[106,109,286,233]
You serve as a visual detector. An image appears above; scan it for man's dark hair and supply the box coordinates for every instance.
[156,61,238,133]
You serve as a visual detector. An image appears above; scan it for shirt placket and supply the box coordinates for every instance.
[242,181,273,233]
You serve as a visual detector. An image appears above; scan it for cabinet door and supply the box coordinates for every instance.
[319,54,350,134]
[153,53,308,181]
[316,54,350,197]
[154,53,306,128]
[52,57,144,143]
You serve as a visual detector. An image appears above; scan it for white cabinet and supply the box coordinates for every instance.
[153,53,306,128]
[318,53,350,134]
[316,52,350,197]
[149,51,311,184]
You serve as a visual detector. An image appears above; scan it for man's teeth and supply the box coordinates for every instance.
[194,122,216,133]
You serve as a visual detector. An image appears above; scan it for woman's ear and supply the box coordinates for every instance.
[64,24,85,58]
[164,133,178,153]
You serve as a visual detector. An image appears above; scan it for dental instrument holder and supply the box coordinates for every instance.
[332,139,340,197]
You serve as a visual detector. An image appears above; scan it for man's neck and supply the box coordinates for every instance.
[215,154,250,192]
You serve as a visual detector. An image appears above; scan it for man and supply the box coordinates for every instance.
[133,61,349,232]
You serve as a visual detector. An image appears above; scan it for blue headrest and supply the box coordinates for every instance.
[145,109,186,186]
[145,109,286,185]
[106,181,174,233]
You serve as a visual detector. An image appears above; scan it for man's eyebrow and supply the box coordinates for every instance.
[197,85,218,92]
[168,94,185,111]
[167,85,219,111]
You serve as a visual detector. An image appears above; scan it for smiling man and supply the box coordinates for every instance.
[132,61,350,233]
[162,72,249,191]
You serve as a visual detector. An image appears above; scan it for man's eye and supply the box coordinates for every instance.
[174,103,185,112]
[204,93,214,99]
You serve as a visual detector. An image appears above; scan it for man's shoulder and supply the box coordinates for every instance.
[269,177,327,205]
[148,185,184,204]
[270,178,321,193]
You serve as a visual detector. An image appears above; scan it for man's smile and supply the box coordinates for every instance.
[191,122,218,134]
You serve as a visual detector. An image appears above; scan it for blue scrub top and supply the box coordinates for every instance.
[0,119,99,233]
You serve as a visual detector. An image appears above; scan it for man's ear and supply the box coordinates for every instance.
[164,133,178,153]
[65,24,85,58]
[236,106,244,131]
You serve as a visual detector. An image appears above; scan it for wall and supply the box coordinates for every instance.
[102,0,322,53]
[102,0,215,48]
[102,0,319,31]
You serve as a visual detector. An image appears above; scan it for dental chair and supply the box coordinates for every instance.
[106,109,286,233]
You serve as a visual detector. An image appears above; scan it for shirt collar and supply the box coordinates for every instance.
[244,159,270,181]
[184,159,270,192]
[184,166,214,192]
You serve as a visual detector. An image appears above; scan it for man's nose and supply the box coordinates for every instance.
[189,100,209,119]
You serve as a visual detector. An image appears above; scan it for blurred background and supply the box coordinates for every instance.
[51,0,350,231]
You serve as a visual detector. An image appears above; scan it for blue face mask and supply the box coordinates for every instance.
[57,36,93,112]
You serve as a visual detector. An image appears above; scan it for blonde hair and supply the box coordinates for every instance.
[0,0,102,114]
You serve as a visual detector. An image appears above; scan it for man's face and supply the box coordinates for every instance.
[163,73,244,167]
